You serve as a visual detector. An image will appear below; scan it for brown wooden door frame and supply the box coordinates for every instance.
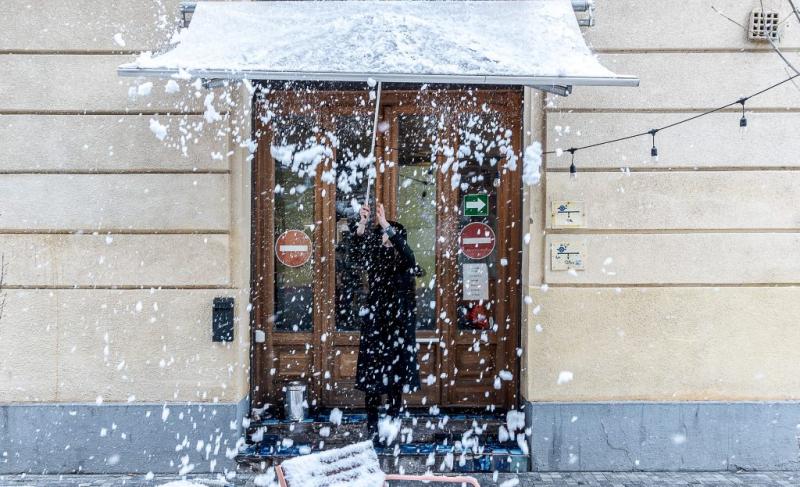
[250,86,522,414]
[447,92,523,409]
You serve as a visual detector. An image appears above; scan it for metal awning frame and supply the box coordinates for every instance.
[197,76,572,95]
[117,66,639,92]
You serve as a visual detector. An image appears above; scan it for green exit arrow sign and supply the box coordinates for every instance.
[463,194,489,217]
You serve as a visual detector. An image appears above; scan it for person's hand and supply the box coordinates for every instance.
[357,205,370,235]
[359,205,371,225]
[376,203,389,229]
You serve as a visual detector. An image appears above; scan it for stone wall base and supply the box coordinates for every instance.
[0,398,248,474]
[527,401,800,471]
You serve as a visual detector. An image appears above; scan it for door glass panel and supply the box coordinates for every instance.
[454,112,507,331]
[396,114,438,330]
[333,115,372,331]
[272,115,317,332]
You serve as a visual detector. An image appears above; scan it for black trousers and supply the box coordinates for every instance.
[365,387,403,432]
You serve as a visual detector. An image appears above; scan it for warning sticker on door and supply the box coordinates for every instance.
[462,263,489,301]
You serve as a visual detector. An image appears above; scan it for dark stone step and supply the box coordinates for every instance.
[246,412,509,446]
[235,442,529,474]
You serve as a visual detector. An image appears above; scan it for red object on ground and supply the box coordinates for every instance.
[459,222,495,260]
[275,230,312,267]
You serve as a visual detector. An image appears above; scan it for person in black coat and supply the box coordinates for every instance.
[352,203,421,436]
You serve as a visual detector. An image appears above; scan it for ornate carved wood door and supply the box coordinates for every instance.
[251,87,522,414]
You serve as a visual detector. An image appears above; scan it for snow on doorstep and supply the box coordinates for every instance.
[121,0,633,84]
[280,441,385,487]
[157,482,209,487]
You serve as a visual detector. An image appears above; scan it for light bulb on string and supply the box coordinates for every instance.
[568,149,577,180]
[738,97,748,137]
[493,170,501,188]
[649,129,659,163]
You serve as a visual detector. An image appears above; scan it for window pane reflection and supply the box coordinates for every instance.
[334,115,372,332]
[396,114,438,330]
[272,116,316,332]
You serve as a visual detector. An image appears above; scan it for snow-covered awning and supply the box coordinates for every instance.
[117,0,638,92]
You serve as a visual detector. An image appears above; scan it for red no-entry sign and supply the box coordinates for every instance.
[275,230,312,267]
[459,222,495,260]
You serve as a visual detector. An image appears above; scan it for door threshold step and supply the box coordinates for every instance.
[246,411,511,446]
[235,442,529,474]
[249,411,507,427]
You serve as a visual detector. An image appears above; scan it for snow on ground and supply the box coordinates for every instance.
[499,478,520,487]
[158,481,211,487]
[281,441,385,487]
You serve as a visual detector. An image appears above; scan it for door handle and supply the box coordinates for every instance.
[416,338,439,344]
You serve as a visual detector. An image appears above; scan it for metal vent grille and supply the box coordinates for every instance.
[749,9,781,41]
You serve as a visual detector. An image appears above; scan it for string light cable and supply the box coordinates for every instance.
[543,72,800,168]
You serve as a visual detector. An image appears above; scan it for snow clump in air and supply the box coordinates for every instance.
[112,33,126,47]
[329,407,343,426]
[506,410,525,433]
[271,143,332,180]
[523,142,542,186]
[203,93,222,123]
[557,371,574,385]
[671,433,687,445]
[136,82,153,96]
[378,417,401,445]
[149,119,168,141]
[165,79,181,94]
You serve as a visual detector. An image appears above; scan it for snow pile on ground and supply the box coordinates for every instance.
[499,478,520,487]
[281,440,385,487]
[158,482,210,487]
[157,481,231,487]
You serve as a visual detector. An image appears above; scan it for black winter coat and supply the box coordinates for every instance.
[352,222,421,395]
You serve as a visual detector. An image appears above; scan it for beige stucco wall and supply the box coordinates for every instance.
[0,1,252,403]
[5,0,797,407]
[523,0,800,401]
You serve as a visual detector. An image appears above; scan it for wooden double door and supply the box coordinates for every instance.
[251,86,523,414]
